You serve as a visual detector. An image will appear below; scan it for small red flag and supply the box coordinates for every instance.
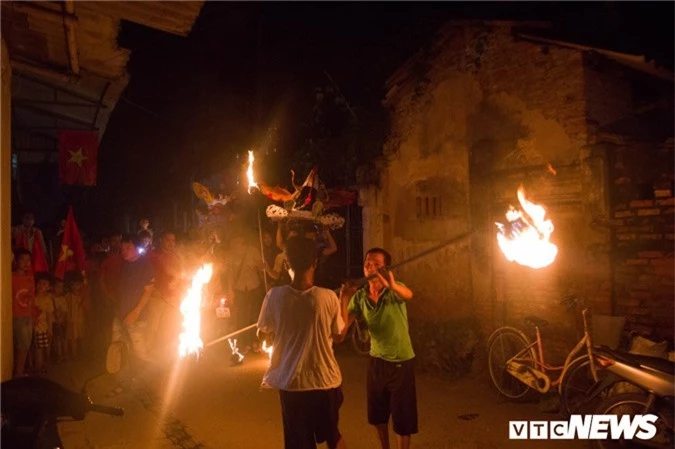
[30,233,50,273]
[59,130,99,186]
[54,207,87,280]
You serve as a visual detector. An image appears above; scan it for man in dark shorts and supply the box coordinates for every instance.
[339,247,417,449]
[257,236,347,449]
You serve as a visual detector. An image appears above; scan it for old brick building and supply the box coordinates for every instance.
[358,21,673,362]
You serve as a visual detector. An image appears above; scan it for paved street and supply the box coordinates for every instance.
[53,343,590,449]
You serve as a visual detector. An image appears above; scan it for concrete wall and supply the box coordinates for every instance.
[1,38,13,381]
[367,22,616,356]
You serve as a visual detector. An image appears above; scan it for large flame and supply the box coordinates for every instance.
[496,186,558,269]
[247,150,258,194]
[178,264,213,358]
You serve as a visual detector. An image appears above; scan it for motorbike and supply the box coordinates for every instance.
[587,346,674,449]
[1,351,125,449]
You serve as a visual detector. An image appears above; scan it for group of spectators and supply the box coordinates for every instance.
[9,210,339,381]
[11,210,420,449]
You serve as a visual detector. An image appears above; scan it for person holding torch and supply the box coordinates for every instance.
[339,248,417,449]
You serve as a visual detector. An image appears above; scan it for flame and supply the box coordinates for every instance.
[262,340,273,361]
[496,186,558,269]
[178,264,213,358]
[246,150,258,194]
[228,338,245,363]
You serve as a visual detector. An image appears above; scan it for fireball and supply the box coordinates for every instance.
[496,186,558,269]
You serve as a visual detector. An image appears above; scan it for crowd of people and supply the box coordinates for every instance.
[11,211,418,449]
[9,214,340,376]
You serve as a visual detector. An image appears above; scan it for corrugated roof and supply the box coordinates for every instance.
[1,0,204,154]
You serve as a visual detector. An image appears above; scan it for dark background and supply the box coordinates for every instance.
[15,2,675,239]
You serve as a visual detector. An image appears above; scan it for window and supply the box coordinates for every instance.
[416,196,442,219]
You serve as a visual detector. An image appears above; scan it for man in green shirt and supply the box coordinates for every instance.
[339,247,417,449]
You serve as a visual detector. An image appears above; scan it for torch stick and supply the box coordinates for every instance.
[352,229,475,286]
[246,149,269,291]
[204,323,258,348]
[257,208,270,291]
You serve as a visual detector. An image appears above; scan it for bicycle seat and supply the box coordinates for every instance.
[524,316,549,329]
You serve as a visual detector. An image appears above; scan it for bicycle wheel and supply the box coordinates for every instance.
[593,393,673,449]
[559,355,606,417]
[487,327,536,400]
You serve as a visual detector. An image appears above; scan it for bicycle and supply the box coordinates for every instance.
[487,295,606,415]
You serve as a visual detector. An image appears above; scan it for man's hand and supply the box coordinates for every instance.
[375,269,396,289]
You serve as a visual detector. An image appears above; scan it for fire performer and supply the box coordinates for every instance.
[257,236,347,449]
[339,248,417,449]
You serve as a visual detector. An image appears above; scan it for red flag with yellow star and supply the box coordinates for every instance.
[59,130,99,186]
[54,207,87,280]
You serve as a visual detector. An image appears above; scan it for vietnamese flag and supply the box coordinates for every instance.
[59,130,99,186]
[54,207,87,280]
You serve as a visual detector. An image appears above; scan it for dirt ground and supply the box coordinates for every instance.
[52,343,591,449]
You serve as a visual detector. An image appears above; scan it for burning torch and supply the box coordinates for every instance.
[247,150,270,291]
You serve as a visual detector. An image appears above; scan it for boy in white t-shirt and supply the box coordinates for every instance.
[257,236,346,449]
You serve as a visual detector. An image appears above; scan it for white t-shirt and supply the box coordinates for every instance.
[257,285,344,391]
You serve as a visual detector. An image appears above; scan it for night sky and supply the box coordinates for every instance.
[83,1,673,233]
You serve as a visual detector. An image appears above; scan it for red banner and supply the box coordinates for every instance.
[54,207,87,280]
[59,130,99,186]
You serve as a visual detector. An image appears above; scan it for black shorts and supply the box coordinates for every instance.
[279,386,343,449]
[367,356,418,436]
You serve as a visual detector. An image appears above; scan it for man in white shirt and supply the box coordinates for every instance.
[257,236,347,449]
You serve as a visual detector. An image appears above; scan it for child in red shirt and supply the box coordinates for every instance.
[12,249,35,377]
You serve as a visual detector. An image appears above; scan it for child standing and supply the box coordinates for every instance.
[33,272,54,374]
[65,271,87,360]
[52,278,69,363]
[12,249,35,377]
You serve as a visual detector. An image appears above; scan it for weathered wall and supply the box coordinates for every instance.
[584,55,634,130]
[609,138,674,340]
[1,38,13,381]
[367,22,618,357]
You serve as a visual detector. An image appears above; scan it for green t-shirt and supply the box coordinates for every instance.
[348,282,415,362]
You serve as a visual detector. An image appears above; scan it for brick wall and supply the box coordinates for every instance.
[611,139,675,340]
[456,23,606,349]
[375,22,648,356]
